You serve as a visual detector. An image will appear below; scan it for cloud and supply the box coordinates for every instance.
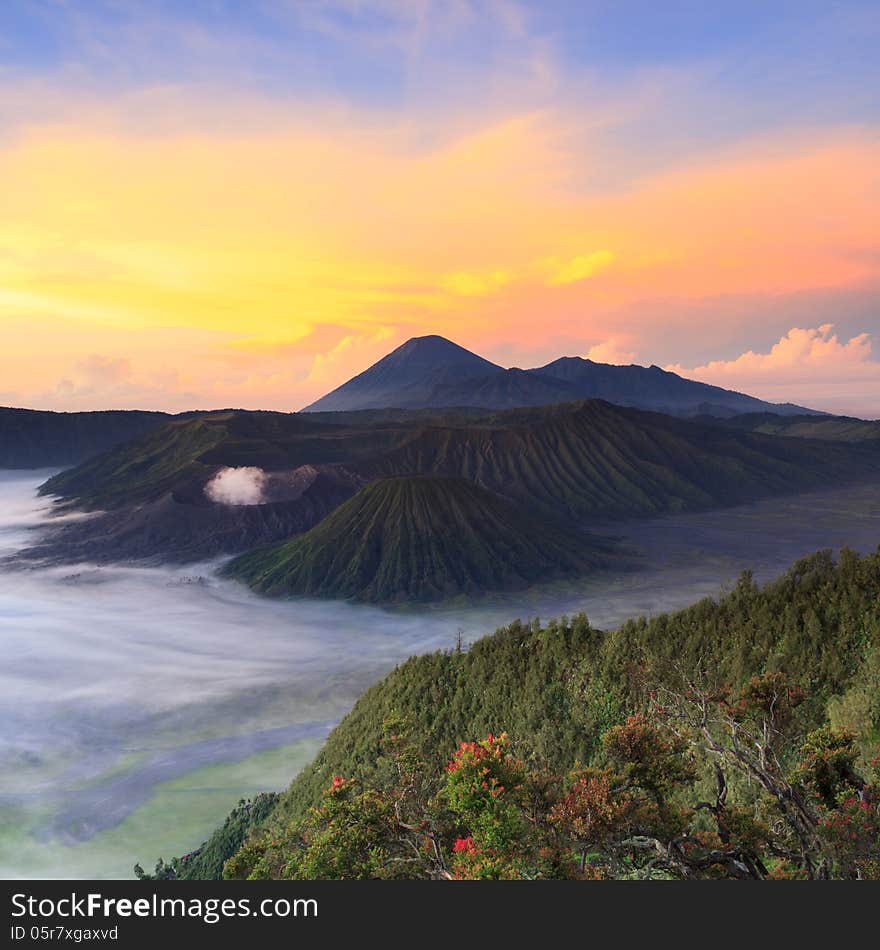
[306,326,399,390]
[547,250,615,286]
[441,269,512,296]
[668,325,880,417]
[204,467,268,505]
[585,337,636,365]
[0,60,878,413]
[76,355,133,386]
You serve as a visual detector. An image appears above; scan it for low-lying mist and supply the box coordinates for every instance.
[2,470,879,879]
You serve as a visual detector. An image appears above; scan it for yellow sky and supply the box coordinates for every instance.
[1,99,878,412]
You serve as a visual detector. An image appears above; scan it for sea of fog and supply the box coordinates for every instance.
[1,470,879,879]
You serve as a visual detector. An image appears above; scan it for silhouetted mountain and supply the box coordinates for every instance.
[224,476,612,602]
[533,356,817,417]
[302,335,501,411]
[428,367,580,410]
[709,412,880,442]
[0,407,171,469]
[302,335,820,417]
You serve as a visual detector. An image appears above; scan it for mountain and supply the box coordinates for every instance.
[0,407,171,469]
[533,356,817,417]
[38,410,406,511]
[23,466,359,565]
[302,335,501,412]
[428,367,579,410]
[352,399,878,521]
[223,476,611,602]
[31,400,880,565]
[302,334,820,417]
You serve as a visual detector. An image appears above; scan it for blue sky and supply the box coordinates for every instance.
[2,2,877,111]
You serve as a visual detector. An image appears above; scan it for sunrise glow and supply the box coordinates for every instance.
[1,2,878,415]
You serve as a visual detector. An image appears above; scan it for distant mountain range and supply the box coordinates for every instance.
[710,412,880,443]
[0,407,171,469]
[8,335,874,604]
[303,334,819,417]
[26,399,880,584]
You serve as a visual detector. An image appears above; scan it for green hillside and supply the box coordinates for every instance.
[263,547,880,827]
[38,410,415,510]
[224,476,612,602]
[355,400,880,520]
[145,546,880,880]
[41,400,880,521]
[40,414,230,509]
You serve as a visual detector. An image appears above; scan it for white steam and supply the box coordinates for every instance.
[204,466,267,505]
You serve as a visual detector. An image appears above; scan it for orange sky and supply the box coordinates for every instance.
[2,4,879,417]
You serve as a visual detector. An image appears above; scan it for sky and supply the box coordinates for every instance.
[0,0,878,416]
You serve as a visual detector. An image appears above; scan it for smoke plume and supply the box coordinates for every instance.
[204,466,267,505]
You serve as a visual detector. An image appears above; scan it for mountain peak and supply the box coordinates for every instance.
[224,475,608,602]
[303,335,820,417]
[378,334,494,366]
[302,335,501,412]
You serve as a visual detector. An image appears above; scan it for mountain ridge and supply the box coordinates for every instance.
[302,334,821,417]
[0,407,172,469]
[300,335,822,416]
[28,399,880,567]
[302,335,501,412]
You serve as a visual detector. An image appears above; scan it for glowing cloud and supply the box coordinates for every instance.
[0,84,877,413]
[306,326,399,387]
[547,250,615,286]
[667,326,880,418]
[441,270,512,296]
[585,338,637,365]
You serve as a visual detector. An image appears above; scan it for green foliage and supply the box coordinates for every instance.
[602,714,696,802]
[160,546,880,879]
[266,548,879,837]
[443,733,529,875]
[829,644,880,754]
[796,729,880,879]
[134,794,277,881]
[225,703,880,880]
